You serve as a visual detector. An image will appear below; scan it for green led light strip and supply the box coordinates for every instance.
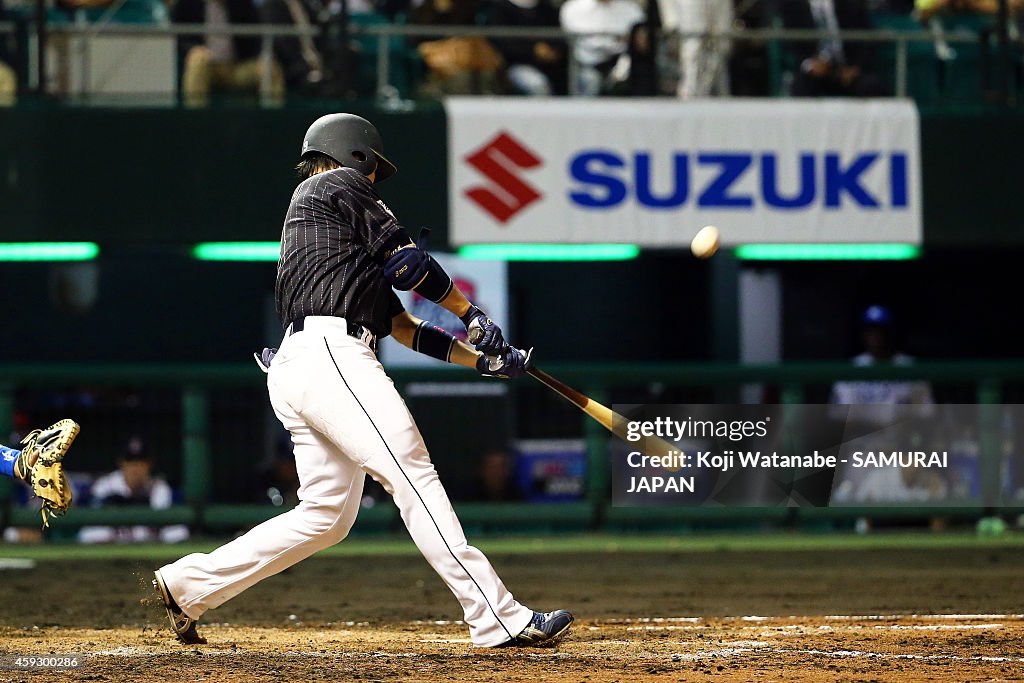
[457,244,640,261]
[192,242,281,261]
[734,244,920,261]
[0,242,100,262]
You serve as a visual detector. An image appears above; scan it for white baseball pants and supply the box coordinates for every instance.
[159,316,533,646]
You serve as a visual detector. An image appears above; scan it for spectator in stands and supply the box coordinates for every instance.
[260,0,328,96]
[410,0,480,37]
[172,0,285,106]
[376,0,412,21]
[916,0,1022,22]
[485,0,565,95]
[915,0,1022,59]
[0,0,15,106]
[411,0,504,95]
[658,0,732,98]
[560,0,645,95]
[78,437,190,544]
[829,306,937,518]
[726,0,774,96]
[470,449,522,502]
[780,0,884,97]
[869,0,915,10]
[612,20,660,95]
[830,305,934,409]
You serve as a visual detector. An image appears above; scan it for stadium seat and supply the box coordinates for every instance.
[871,12,943,102]
[871,11,993,105]
[69,0,169,25]
[348,11,413,97]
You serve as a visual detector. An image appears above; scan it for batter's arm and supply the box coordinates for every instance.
[381,235,505,354]
[435,288,473,320]
[378,230,471,318]
[391,310,481,369]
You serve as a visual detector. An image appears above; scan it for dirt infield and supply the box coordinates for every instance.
[3,615,1024,683]
[2,540,1023,682]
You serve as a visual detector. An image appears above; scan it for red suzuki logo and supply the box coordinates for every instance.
[463,132,543,223]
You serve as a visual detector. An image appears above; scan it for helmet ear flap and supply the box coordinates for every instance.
[347,148,376,175]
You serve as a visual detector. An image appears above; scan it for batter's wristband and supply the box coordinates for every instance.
[412,321,457,363]
[459,305,483,326]
[412,255,454,303]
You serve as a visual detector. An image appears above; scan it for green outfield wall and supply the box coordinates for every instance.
[0,104,1022,247]
[1,361,1021,533]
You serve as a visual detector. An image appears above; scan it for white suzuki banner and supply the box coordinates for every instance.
[446,98,922,247]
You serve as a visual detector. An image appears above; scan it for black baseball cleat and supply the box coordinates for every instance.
[153,570,206,645]
[497,610,574,647]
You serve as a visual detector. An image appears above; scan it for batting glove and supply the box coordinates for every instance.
[476,346,533,379]
[461,305,506,356]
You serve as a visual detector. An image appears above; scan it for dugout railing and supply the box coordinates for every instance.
[0,360,1020,534]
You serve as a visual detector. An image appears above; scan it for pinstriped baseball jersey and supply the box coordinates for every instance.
[275,167,405,336]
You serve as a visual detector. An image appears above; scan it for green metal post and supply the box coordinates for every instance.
[977,378,1002,508]
[768,16,784,97]
[585,386,611,514]
[710,251,740,363]
[182,387,212,517]
[780,383,806,503]
[0,384,14,508]
[780,383,804,405]
[710,251,740,403]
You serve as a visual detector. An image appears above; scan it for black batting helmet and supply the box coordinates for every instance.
[300,113,397,183]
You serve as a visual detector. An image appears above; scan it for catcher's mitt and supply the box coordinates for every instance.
[14,419,80,527]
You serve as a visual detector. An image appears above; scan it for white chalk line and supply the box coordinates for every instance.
[90,648,428,659]
[671,644,1024,665]
[88,647,570,660]
[412,620,466,626]
[596,613,1024,625]
[0,558,36,570]
[624,623,1005,632]
[824,613,1024,621]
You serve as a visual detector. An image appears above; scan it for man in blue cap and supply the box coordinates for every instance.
[830,306,938,508]
[830,305,933,405]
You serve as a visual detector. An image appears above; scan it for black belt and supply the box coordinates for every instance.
[288,317,377,351]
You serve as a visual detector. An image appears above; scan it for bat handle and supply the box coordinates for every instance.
[467,318,484,345]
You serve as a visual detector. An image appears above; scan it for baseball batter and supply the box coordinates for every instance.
[154,113,573,648]
[0,419,80,525]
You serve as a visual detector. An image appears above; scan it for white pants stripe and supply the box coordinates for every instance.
[159,317,532,647]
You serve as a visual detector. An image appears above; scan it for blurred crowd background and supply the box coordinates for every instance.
[0,0,1022,104]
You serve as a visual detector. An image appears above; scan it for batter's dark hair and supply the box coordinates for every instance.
[296,152,342,180]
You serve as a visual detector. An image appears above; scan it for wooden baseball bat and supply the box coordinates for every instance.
[527,367,616,431]
[527,367,680,465]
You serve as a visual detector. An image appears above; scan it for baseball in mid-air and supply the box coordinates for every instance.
[690,225,721,259]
